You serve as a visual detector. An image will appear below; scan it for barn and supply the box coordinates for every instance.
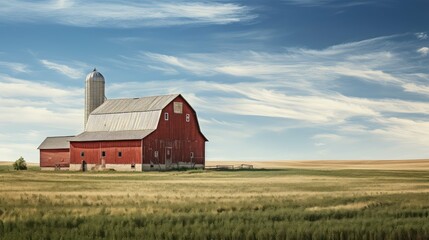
[38,136,74,170]
[39,69,207,171]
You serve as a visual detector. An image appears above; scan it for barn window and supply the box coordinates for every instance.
[186,114,190,122]
[80,151,85,157]
[164,112,169,121]
[190,152,194,158]
[173,102,183,114]
[101,151,106,157]
[118,151,122,158]
[154,151,159,158]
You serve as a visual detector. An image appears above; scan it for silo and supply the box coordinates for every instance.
[84,68,105,127]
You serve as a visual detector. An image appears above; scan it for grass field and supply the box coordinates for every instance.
[0,161,429,239]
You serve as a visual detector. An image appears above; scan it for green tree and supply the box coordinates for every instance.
[13,156,27,170]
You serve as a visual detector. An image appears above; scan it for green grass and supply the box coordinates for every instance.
[0,167,429,239]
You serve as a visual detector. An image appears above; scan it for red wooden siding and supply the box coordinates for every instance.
[142,96,206,166]
[40,149,70,168]
[70,140,142,165]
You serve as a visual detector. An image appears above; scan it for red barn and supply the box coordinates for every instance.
[39,69,207,171]
[69,94,207,171]
[38,136,74,170]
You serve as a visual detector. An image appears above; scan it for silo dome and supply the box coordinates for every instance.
[86,68,105,82]
[84,68,105,127]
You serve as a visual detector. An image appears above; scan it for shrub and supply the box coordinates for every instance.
[13,156,27,170]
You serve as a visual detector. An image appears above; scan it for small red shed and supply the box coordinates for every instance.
[69,94,207,171]
[38,136,74,170]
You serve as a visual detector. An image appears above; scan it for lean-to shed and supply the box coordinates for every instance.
[38,136,74,170]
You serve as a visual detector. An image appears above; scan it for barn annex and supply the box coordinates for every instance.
[38,69,207,171]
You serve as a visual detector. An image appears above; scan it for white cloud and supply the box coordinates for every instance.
[0,74,80,99]
[0,1,255,28]
[144,52,212,75]
[0,74,83,162]
[282,0,375,8]
[372,117,429,148]
[0,61,29,73]
[142,35,406,87]
[415,32,428,40]
[312,134,343,140]
[417,47,429,57]
[147,65,179,75]
[402,83,429,96]
[40,59,84,79]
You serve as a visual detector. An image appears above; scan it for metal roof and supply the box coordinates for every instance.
[84,94,179,134]
[85,111,160,132]
[71,130,154,142]
[91,94,179,114]
[38,136,74,150]
[72,94,202,142]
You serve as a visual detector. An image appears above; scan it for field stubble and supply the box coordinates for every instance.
[0,161,429,239]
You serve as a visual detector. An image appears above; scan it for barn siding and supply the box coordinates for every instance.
[142,96,206,168]
[40,149,70,168]
[70,140,142,166]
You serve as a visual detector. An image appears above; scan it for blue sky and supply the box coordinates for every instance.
[1,0,429,162]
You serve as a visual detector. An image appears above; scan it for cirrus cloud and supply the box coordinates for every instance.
[0,0,256,28]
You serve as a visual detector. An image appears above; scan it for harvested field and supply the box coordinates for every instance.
[0,161,428,239]
[207,159,429,170]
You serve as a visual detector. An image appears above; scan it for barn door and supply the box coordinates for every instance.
[81,160,87,172]
[165,147,172,169]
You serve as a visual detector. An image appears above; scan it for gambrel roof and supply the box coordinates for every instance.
[72,94,184,142]
[91,94,179,114]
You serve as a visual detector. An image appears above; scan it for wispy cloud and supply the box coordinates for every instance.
[417,47,429,57]
[312,134,343,140]
[144,52,216,75]
[0,1,255,28]
[0,73,83,161]
[116,32,429,151]
[40,59,85,79]
[415,32,428,40]
[281,0,375,8]
[372,117,429,147]
[0,61,29,73]
[402,83,429,95]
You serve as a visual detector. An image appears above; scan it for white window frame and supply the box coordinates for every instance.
[154,151,159,158]
[186,114,190,122]
[164,112,169,121]
[190,152,194,158]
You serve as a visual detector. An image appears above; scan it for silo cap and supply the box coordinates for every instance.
[86,68,105,82]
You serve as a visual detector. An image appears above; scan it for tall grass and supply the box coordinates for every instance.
[0,168,428,239]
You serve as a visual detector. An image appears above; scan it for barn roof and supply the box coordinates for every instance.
[91,94,179,114]
[84,94,179,132]
[72,93,207,142]
[38,136,74,149]
[71,130,153,142]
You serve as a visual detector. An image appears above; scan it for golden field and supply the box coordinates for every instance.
[0,160,428,239]
[206,159,429,170]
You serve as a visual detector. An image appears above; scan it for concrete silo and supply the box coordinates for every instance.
[84,68,105,127]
